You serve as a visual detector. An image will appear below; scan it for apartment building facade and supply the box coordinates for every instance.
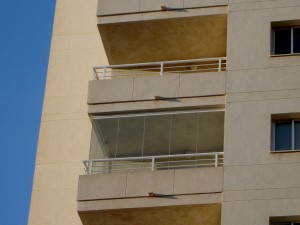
[28,0,300,225]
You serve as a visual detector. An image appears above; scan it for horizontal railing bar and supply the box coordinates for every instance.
[95,69,161,73]
[96,65,224,73]
[170,68,222,73]
[96,63,225,73]
[93,167,153,172]
[92,163,152,168]
[84,151,224,174]
[155,159,216,164]
[163,63,221,69]
[100,72,161,77]
[102,67,162,72]
[93,108,225,120]
[93,57,226,70]
[84,152,223,163]
[93,57,227,80]
[101,70,226,78]
[92,159,221,167]
[156,164,215,169]
[98,67,226,77]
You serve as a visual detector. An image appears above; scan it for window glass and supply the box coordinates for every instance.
[143,115,171,156]
[116,117,144,158]
[170,113,198,155]
[295,121,300,150]
[271,223,291,225]
[90,119,118,159]
[275,121,292,150]
[90,111,225,159]
[197,111,224,152]
[293,28,300,53]
[274,28,291,54]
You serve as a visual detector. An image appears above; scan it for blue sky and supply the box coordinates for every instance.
[0,0,55,224]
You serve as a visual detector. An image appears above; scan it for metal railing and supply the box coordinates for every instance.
[93,57,226,80]
[83,152,224,174]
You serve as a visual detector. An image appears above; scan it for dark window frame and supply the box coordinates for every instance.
[272,119,300,151]
[272,26,300,55]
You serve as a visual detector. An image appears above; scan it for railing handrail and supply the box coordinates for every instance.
[93,57,227,70]
[83,152,224,174]
[84,152,224,163]
[93,57,227,79]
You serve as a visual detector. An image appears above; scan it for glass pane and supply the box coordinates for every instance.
[271,223,291,225]
[143,114,171,156]
[90,119,118,159]
[197,111,224,152]
[295,121,300,150]
[116,117,144,158]
[170,113,198,155]
[275,121,292,150]
[90,111,225,161]
[293,28,300,53]
[274,28,291,54]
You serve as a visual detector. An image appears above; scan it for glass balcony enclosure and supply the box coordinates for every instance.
[87,109,224,174]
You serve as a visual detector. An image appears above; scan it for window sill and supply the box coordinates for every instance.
[271,150,300,153]
[270,53,300,57]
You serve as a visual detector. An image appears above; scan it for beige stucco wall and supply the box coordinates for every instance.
[27,0,108,224]
[223,1,300,225]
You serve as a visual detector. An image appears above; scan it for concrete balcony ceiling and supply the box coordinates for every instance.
[99,15,227,64]
[79,204,221,225]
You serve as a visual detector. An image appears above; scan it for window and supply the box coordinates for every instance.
[273,119,300,151]
[88,109,225,173]
[272,26,300,55]
[90,109,224,159]
[270,216,300,225]
[270,223,300,225]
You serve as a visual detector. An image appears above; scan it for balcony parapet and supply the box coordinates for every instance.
[93,57,226,80]
[83,152,223,175]
[97,0,228,18]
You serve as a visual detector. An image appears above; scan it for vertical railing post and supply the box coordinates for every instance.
[215,154,218,167]
[160,63,164,76]
[93,73,98,80]
[151,157,155,171]
[218,59,222,72]
[103,67,107,79]
[88,160,93,175]
[93,68,99,80]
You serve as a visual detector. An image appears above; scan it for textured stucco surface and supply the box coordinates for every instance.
[27,0,108,224]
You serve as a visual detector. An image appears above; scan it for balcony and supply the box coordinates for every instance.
[88,58,226,105]
[78,109,224,223]
[86,109,224,173]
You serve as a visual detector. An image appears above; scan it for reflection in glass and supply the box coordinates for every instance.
[293,28,300,53]
[90,111,224,159]
[275,121,292,150]
[295,121,300,150]
[274,28,291,54]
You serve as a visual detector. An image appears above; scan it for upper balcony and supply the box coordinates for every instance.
[97,1,228,77]
[88,57,227,107]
